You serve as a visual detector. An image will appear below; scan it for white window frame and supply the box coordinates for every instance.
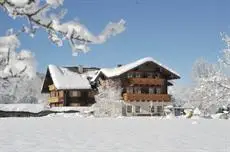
[134,87,141,94]
[149,87,155,94]
[127,87,133,93]
[157,106,163,113]
[127,72,133,78]
[156,87,161,94]
[147,72,153,78]
[135,72,141,78]
[156,72,161,78]
[135,106,141,113]
[150,106,155,113]
[127,105,132,113]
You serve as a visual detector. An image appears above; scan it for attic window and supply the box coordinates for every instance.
[135,72,142,78]
[127,72,133,78]
[147,72,153,78]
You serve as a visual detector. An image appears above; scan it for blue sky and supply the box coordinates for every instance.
[0,0,230,85]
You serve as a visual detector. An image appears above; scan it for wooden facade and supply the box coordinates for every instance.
[41,66,97,107]
[47,84,96,107]
[99,61,178,103]
[41,57,180,109]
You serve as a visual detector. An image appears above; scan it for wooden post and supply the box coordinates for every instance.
[64,91,67,106]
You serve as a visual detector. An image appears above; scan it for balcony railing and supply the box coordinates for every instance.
[123,93,171,102]
[127,78,165,85]
[48,97,64,103]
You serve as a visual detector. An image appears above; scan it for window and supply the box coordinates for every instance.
[156,72,161,78]
[127,72,133,78]
[70,91,81,97]
[134,87,141,94]
[50,91,55,97]
[149,87,155,94]
[59,91,64,97]
[156,87,161,94]
[135,106,141,113]
[55,91,59,97]
[127,105,132,113]
[135,72,141,78]
[126,87,133,93]
[157,106,163,113]
[147,72,153,78]
[150,106,155,113]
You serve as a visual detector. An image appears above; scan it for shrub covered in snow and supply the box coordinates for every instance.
[93,79,124,117]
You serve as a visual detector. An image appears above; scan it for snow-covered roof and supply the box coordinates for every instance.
[93,57,180,80]
[81,70,99,79]
[48,65,91,90]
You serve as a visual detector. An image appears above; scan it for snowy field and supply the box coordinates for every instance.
[1,117,230,152]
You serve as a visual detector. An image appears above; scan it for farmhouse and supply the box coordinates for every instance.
[41,57,180,115]
[41,65,99,107]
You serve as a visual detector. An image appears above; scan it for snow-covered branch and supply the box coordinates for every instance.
[0,0,126,55]
[0,32,45,104]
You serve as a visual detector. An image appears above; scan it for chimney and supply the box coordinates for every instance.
[117,64,123,67]
[78,65,84,73]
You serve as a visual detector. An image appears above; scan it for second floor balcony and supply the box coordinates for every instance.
[127,78,165,85]
[123,93,171,102]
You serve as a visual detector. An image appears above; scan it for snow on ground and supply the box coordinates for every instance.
[0,117,230,152]
[49,106,94,113]
[0,104,94,114]
[0,104,47,113]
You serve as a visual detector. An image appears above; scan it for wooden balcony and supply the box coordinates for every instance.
[48,97,64,103]
[123,93,171,102]
[127,78,165,85]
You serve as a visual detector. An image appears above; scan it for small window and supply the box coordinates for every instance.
[127,105,132,113]
[135,106,141,113]
[70,91,81,97]
[126,87,133,93]
[157,106,163,113]
[134,87,141,94]
[127,73,133,78]
[156,87,161,94]
[55,91,59,97]
[150,106,155,113]
[156,72,161,78]
[135,72,141,78]
[149,87,155,94]
[50,91,55,97]
[147,72,153,78]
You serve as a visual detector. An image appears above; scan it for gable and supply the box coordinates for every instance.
[97,57,180,80]
[41,69,54,93]
[41,65,92,93]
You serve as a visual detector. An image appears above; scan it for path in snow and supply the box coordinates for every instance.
[0,117,229,152]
